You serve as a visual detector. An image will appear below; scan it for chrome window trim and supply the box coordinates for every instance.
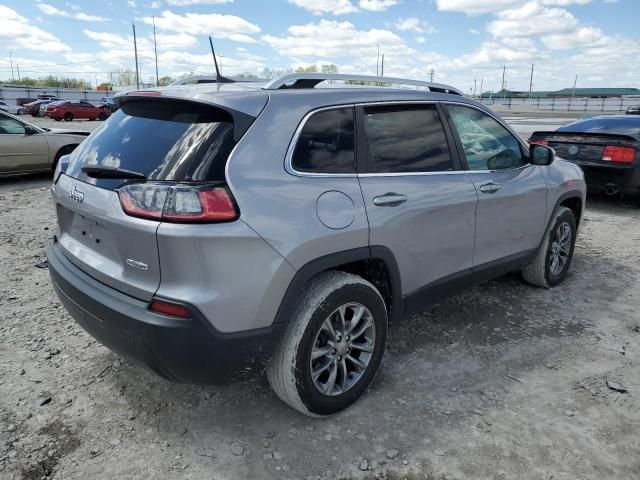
[285,99,532,178]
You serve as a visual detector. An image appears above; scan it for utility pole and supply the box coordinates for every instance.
[153,16,159,87]
[529,63,534,99]
[479,77,484,98]
[132,22,140,89]
[16,64,21,82]
[9,52,15,82]
[428,68,435,82]
[501,65,506,98]
[473,79,477,98]
[380,54,384,77]
[572,74,577,98]
[376,44,380,77]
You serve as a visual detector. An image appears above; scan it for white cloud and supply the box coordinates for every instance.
[263,20,407,58]
[435,0,591,14]
[395,17,422,32]
[155,32,198,49]
[166,0,232,4]
[0,5,71,53]
[288,0,358,15]
[359,0,399,11]
[416,36,426,43]
[488,2,578,38]
[37,2,109,21]
[143,10,260,43]
[469,28,480,34]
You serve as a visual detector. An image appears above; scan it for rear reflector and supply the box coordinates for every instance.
[118,183,238,223]
[149,299,191,318]
[602,146,635,163]
[529,140,549,146]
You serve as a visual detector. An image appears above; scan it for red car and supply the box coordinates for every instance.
[46,101,110,121]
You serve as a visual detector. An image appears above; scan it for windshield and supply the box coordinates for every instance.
[65,99,238,190]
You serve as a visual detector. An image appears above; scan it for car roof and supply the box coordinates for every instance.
[132,81,475,118]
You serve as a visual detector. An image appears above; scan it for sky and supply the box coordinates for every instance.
[0,0,639,93]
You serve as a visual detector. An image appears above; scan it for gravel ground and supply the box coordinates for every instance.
[1,116,640,480]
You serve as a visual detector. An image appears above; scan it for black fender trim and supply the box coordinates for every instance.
[537,190,584,252]
[272,246,404,325]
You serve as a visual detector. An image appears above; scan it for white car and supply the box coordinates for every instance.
[0,110,90,177]
[0,101,24,115]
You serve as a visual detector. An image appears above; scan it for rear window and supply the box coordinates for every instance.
[364,105,453,173]
[66,100,237,190]
[291,107,355,174]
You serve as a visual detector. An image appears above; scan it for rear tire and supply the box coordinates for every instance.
[267,271,388,417]
[522,206,577,288]
[98,112,108,121]
[63,113,73,122]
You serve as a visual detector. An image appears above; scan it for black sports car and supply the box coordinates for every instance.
[530,116,640,198]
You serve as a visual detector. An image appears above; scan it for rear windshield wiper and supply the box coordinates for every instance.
[81,165,147,180]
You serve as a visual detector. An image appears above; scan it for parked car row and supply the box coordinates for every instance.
[2,98,114,121]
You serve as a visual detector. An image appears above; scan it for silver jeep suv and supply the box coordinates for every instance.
[48,73,586,416]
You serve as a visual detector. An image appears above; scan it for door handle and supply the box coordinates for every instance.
[479,183,502,194]
[373,193,407,207]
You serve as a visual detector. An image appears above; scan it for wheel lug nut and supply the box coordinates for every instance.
[331,349,336,355]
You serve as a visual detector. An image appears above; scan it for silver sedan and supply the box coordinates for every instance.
[0,111,90,177]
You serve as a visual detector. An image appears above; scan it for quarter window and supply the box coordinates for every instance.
[292,107,355,174]
[363,105,453,173]
[446,105,526,171]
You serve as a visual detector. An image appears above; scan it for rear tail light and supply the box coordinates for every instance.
[149,299,191,318]
[529,140,549,146]
[602,146,635,163]
[118,183,239,223]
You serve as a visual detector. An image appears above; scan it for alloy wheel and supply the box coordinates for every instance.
[310,302,376,396]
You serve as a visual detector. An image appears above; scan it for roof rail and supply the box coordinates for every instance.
[263,73,462,96]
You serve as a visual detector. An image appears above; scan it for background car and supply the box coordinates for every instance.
[0,110,90,177]
[23,99,61,117]
[0,101,23,115]
[530,115,640,198]
[99,97,117,113]
[46,100,110,121]
[626,105,640,115]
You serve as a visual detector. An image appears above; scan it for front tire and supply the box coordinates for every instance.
[267,271,388,417]
[522,206,577,288]
[63,113,73,121]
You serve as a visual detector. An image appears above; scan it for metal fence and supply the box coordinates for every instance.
[480,96,639,112]
[0,85,109,105]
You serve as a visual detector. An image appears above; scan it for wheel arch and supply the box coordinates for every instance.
[272,246,403,326]
[52,144,78,170]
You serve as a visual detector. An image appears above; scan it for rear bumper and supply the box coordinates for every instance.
[48,243,285,384]
[570,160,640,197]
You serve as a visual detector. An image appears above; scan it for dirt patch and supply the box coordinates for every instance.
[0,180,639,480]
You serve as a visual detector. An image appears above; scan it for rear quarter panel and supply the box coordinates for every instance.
[225,94,369,270]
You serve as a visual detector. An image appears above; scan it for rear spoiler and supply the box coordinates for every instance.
[529,130,638,145]
[114,93,256,142]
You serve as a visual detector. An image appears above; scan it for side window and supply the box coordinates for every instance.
[363,105,453,173]
[292,107,355,174]
[0,116,26,135]
[446,105,525,171]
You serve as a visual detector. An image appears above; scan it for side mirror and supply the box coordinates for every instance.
[24,126,38,135]
[530,143,555,166]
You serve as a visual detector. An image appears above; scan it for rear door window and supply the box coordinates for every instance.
[291,107,355,174]
[65,99,237,190]
[363,104,453,173]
